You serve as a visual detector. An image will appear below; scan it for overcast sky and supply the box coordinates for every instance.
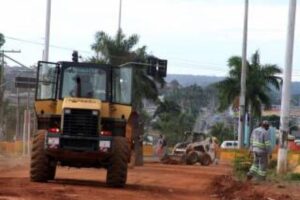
[1,0,300,80]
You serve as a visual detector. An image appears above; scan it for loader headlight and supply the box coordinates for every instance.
[92,110,99,116]
[64,109,71,114]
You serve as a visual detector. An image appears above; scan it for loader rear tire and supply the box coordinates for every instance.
[106,137,129,188]
[30,130,52,182]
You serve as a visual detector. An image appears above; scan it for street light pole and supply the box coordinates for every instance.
[0,52,4,136]
[118,0,122,32]
[43,0,51,61]
[238,0,249,149]
[277,0,297,174]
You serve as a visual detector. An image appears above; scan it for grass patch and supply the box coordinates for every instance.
[285,173,300,181]
[232,154,252,180]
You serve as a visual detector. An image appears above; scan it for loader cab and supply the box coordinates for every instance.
[36,61,133,105]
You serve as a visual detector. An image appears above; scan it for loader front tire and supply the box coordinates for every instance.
[30,130,53,182]
[106,137,129,187]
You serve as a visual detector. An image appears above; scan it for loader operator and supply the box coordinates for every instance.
[247,120,272,181]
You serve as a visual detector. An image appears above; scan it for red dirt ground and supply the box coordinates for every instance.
[0,156,299,200]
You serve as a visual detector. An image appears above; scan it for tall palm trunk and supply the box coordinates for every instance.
[131,111,144,166]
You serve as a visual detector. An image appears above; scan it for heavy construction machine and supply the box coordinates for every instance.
[161,132,214,166]
[30,55,167,187]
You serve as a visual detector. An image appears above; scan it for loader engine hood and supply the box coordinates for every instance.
[62,97,101,111]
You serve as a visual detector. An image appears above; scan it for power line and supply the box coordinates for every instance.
[169,56,226,67]
[5,36,93,55]
[6,36,298,76]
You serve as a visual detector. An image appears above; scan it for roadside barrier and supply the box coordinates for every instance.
[220,149,300,166]
[0,141,24,155]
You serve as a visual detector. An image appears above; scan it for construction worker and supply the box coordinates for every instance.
[212,137,221,165]
[247,120,272,181]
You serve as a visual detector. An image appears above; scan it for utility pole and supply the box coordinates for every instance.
[43,0,51,61]
[277,0,297,174]
[0,51,4,137]
[238,0,249,149]
[16,88,20,140]
[118,0,122,32]
[27,88,31,155]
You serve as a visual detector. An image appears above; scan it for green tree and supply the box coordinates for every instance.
[209,122,233,143]
[153,85,209,145]
[91,30,140,65]
[90,30,163,165]
[165,84,208,118]
[216,51,282,118]
[154,100,181,117]
[91,30,162,108]
[153,111,195,146]
[0,33,4,48]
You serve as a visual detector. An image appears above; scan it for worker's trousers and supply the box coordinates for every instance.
[248,151,268,180]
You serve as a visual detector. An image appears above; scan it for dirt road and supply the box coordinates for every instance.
[0,156,231,200]
[0,156,299,200]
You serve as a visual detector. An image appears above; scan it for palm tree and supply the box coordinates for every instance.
[90,30,163,165]
[91,30,161,106]
[217,50,282,118]
[91,30,139,65]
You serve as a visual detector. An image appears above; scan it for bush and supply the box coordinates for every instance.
[233,154,252,178]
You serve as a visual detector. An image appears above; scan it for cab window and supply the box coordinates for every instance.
[61,66,107,100]
[36,62,58,100]
[112,67,132,104]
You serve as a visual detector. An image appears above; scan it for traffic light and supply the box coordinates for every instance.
[146,56,167,78]
[157,59,167,77]
[72,50,78,62]
[147,56,157,76]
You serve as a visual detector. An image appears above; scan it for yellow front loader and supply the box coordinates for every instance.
[30,57,166,187]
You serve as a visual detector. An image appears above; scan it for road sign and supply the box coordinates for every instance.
[15,77,36,89]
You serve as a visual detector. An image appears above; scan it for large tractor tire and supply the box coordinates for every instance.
[199,153,212,166]
[186,151,199,165]
[106,136,130,188]
[128,150,135,169]
[47,161,57,180]
[30,130,54,182]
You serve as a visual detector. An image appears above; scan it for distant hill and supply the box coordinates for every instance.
[166,74,300,95]
[166,74,224,87]
[4,67,300,96]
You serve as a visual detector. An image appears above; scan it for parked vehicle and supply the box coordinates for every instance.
[220,140,238,149]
